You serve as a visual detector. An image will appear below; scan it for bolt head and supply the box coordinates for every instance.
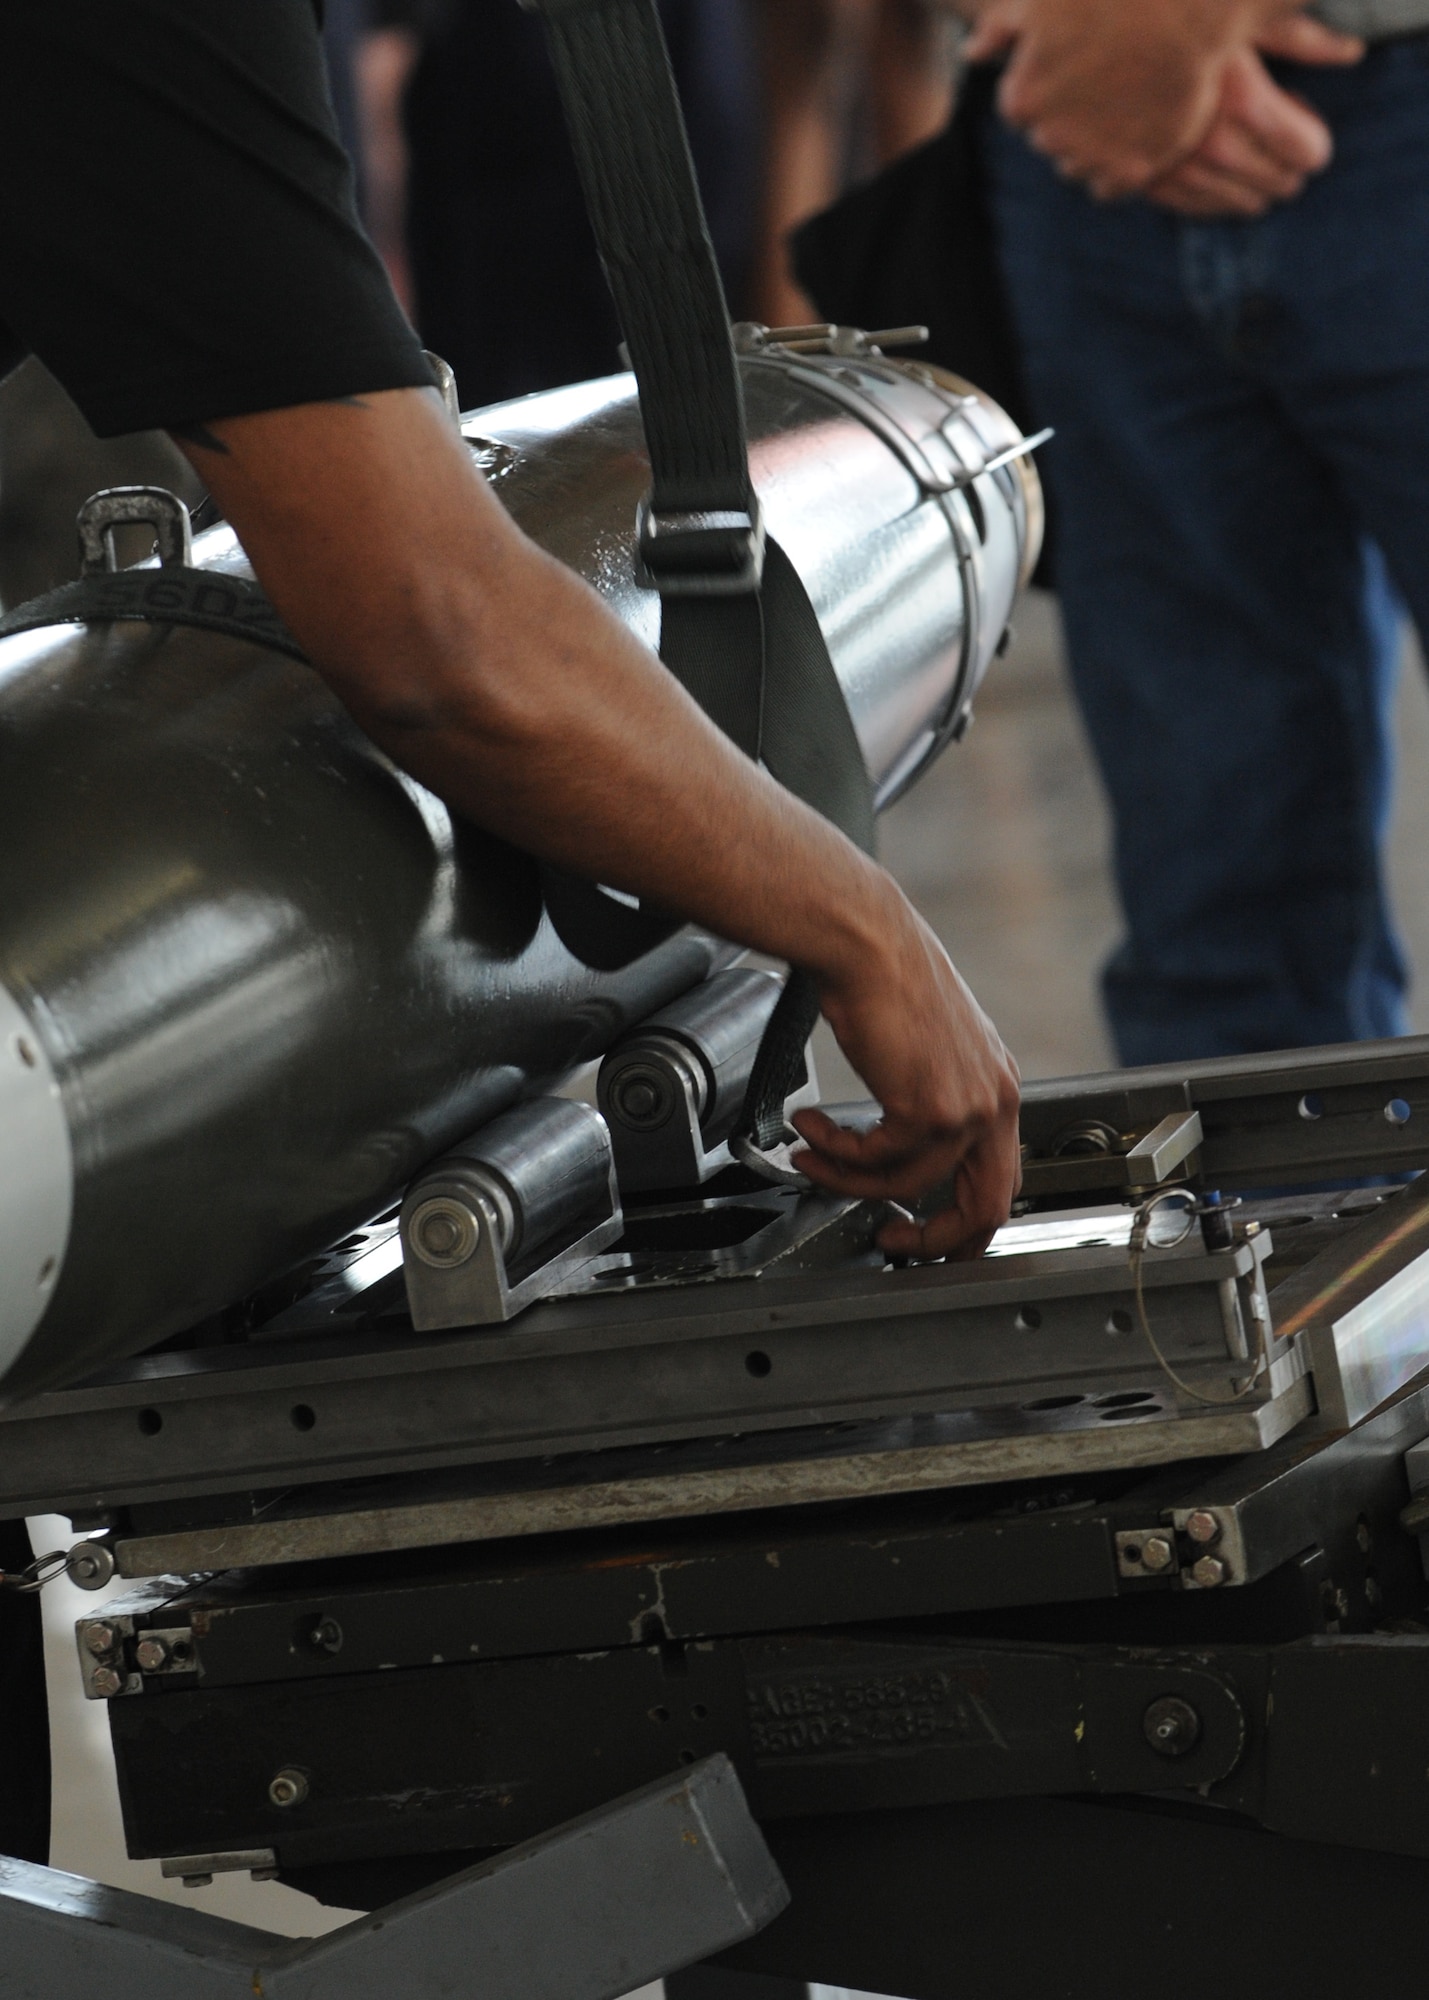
[1191,1555,1228,1589]
[612,1063,674,1129]
[134,1637,169,1673]
[67,1542,116,1590]
[1143,1695,1201,1758]
[268,1768,309,1809]
[83,1622,117,1657]
[309,1616,344,1655]
[91,1667,123,1698]
[1185,1510,1220,1546]
[408,1196,479,1269]
[1140,1535,1174,1573]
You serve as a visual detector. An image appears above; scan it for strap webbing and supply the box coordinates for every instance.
[527,0,875,1149]
[532,0,753,521]
[0,568,306,662]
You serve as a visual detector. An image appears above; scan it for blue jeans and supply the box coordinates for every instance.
[983,38,1429,1064]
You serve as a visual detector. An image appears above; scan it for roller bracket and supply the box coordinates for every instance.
[401,1098,622,1331]
[599,969,816,1194]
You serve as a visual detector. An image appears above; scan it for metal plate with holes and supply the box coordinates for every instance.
[0,1222,1288,1533]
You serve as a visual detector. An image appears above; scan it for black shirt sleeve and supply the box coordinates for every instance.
[0,0,432,437]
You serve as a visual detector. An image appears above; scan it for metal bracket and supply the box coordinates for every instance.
[160,1849,277,1890]
[1114,1528,1181,1580]
[0,1755,787,2000]
[77,486,193,575]
[598,969,814,1194]
[422,349,462,429]
[1020,1110,1204,1202]
[77,1613,198,1700]
[401,1098,623,1331]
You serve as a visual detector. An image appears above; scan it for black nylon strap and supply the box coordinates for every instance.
[0,567,308,662]
[528,0,876,1151]
[742,538,876,1146]
[531,0,753,518]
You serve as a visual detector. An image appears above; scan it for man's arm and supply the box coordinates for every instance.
[959,0,1308,194]
[172,390,1020,1260]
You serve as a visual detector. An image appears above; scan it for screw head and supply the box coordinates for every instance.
[268,1768,309,1809]
[83,1622,118,1658]
[91,1667,123,1698]
[1144,1696,1201,1758]
[1140,1535,1175,1574]
[134,1637,170,1673]
[1191,1555,1228,1589]
[1185,1510,1221,1546]
[309,1615,344,1655]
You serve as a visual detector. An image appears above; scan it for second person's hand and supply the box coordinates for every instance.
[1145,17,1362,217]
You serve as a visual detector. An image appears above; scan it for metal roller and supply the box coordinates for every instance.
[401,1097,621,1330]
[0,334,1041,1397]
[598,967,798,1191]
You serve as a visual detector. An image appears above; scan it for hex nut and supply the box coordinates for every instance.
[1185,1510,1221,1546]
[91,1667,123,1699]
[1140,1535,1175,1573]
[268,1769,309,1809]
[134,1637,170,1673]
[1143,1696,1201,1758]
[1191,1555,1228,1589]
[82,1622,118,1658]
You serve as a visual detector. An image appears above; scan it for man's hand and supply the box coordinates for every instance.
[963,0,1304,196]
[791,903,1022,1260]
[1145,19,1362,217]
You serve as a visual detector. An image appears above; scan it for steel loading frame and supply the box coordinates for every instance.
[14,1033,1429,1998]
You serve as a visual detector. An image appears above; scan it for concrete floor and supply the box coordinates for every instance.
[812,588,1429,1100]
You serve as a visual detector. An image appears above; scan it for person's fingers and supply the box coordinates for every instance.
[997,26,1226,197]
[962,0,1023,62]
[793,1128,976,1204]
[1217,51,1332,175]
[1255,15,1364,65]
[875,1128,1021,1261]
[790,1103,973,1172]
[1032,126,1167,199]
[1198,103,1318,190]
[1145,161,1276,216]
